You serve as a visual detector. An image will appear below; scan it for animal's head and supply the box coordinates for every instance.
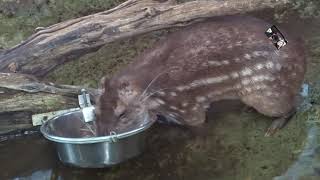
[95,76,155,135]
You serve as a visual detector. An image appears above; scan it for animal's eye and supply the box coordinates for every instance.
[118,111,126,119]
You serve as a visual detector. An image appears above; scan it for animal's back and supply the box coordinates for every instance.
[122,15,305,89]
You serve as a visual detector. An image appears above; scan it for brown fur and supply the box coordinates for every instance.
[95,15,306,136]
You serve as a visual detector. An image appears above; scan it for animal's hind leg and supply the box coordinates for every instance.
[241,105,256,113]
[265,108,296,137]
[241,90,297,136]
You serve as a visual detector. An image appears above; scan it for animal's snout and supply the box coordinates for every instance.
[96,112,118,135]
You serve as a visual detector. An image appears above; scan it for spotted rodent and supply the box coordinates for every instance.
[95,15,306,136]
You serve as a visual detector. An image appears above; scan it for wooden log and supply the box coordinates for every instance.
[0,73,100,114]
[0,73,100,97]
[0,73,101,133]
[0,0,289,77]
[0,92,77,114]
[0,112,34,135]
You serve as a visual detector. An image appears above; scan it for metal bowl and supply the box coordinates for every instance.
[40,110,153,168]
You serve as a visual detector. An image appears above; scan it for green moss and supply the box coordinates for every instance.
[181,108,306,180]
[0,0,126,49]
[46,30,168,88]
[291,0,320,18]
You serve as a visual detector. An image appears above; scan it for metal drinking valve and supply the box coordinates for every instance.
[78,89,95,123]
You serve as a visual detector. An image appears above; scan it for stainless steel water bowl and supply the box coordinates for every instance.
[40,110,153,168]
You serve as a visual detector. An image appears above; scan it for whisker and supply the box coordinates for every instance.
[141,87,172,103]
[139,71,168,101]
[80,121,97,136]
[138,66,179,101]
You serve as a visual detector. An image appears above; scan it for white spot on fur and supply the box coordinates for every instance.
[230,72,239,79]
[253,51,261,56]
[266,61,274,69]
[196,96,206,103]
[235,41,242,46]
[168,113,176,118]
[266,76,276,81]
[170,92,177,96]
[208,61,221,66]
[255,63,264,70]
[206,75,229,84]
[266,91,273,96]
[157,91,166,96]
[244,54,251,60]
[192,106,198,111]
[170,106,178,110]
[240,68,253,76]
[253,51,269,56]
[254,84,267,90]
[179,109,186,113]
[155,98,165,105]
[148,100,161,108]
[251,75,275,82]
[177,86,185,91]
[203,104,210,109]
[241,78,251,85]
[234,58,241,62]
[252,76,261,81]
[221,60,230,65]
[176,75,229,91]
[227,45,233,49]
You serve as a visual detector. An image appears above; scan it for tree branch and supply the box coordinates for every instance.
[0,0,289,77]
[0,73,100,97]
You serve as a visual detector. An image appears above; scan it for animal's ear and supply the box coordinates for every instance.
[99,76,110,89]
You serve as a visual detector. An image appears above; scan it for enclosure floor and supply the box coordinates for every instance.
[0,100,308,180]
[1,0,320,179]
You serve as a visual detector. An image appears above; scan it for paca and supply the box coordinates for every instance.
[95,15,306,136]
